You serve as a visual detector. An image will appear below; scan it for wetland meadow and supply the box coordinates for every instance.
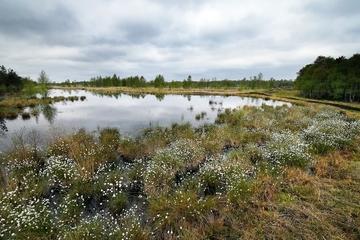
[1,88,360,239]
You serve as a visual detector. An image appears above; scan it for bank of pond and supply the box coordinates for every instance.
[0,89,290,151]
[1,96,360,239]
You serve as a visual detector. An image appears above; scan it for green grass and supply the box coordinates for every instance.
[1,104,360,239]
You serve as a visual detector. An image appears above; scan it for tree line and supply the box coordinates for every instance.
[0,64,294,95]
[0,65,52,98]
[294,54,360,102]
[58,73,293,90]
[0,65,23,94]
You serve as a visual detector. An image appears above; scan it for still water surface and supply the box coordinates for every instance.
[0,89,290,151]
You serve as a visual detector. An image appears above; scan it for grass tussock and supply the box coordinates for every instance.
[1,104,360,239]
[0,94,86,119]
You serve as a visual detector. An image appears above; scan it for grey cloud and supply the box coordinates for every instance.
[1,0,359,82]
[0,1,82,46]
[118,21,162,44]
[344,25,360,41]
[88,20,164,48]
[72,47,127,63]
[191,64,300,81]
[304,0,360,18]
[201,15,264,48]
[90,37,125,46]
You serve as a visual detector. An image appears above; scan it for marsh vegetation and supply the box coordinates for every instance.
[1,103,360,239]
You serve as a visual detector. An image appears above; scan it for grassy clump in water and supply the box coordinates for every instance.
[1,105,360,239]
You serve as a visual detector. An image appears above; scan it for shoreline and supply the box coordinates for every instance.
[54,86,360,117]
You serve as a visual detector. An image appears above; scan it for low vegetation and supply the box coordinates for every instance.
[1,103,360,239]
[0,95,86,120]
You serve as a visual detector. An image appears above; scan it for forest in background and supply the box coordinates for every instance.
[3,52,360,102]
[0,65,23,94]
[1,64,294,95]
[59,74,293,90]
[294,53,360,102]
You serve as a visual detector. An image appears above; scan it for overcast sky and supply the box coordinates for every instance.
[0,0,359,82]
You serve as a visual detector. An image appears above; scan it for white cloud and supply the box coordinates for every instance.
[0,0,359,82]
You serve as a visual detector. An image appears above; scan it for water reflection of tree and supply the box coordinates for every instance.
[155,93,165,101]
[183,94,191,101]
[0,115,8,134]
[41,104,57,124]
[128,93,141,99]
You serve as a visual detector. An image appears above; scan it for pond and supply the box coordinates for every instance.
[0,89,290,151]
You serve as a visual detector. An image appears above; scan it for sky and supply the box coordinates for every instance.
[0,0,359,83]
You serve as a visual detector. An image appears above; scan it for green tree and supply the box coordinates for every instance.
[139,76,147,87]
[37,70,51,98]
[37,70,50,85]
[154,74,165,88]
[23,77,37,99]
[0,65,23,93]
[183,75,192,89]
[295,54,360,101]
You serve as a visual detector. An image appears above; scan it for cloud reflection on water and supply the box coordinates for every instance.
[0,90,290,150]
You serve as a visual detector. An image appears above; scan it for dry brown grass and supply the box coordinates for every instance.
[48,128,120,180]
[231,148,360,239]
[313,149,353,180]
